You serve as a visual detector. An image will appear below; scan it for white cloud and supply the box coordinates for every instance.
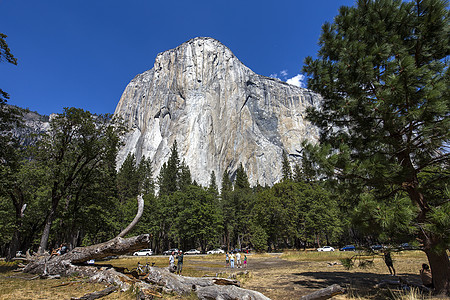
[286,74,306,88]
[269,73,279,79]
[280,70,288,77]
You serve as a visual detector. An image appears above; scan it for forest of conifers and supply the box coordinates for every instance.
[0,107,348,257]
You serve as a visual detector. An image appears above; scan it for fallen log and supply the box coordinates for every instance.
[23,234,151,275]
[70,285,119,300]
[196,285,271,300]
[300,284,345,300]
[139,266,271,299]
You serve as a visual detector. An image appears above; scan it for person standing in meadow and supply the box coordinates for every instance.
[225,252,229,267]
[236,252,241,268]
[383,250,396,276]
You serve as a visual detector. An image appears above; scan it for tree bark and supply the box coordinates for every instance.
[424,246,450,295]
[7,188,26,261]
[143,266,270,300]
[7,227,21,261]
[70,285,119,300]
[24,234,151,275]
[38,205,56,254]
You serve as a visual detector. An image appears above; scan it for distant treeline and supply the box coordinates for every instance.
[0,107,373,257]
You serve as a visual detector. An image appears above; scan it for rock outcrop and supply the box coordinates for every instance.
[114,37,321,187]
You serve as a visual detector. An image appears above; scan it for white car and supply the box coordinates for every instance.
[207,248,225,254]
[185,249,201,255]
[317,246,335,252]
[133,249,153,256]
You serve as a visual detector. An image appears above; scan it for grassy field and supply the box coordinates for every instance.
[0,250,443,300]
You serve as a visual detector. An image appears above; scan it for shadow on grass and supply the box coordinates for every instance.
[293,271,421,290]
[0,261,19,273]
[293,271,380,289]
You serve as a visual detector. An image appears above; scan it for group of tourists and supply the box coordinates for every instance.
[225,251,247,268]
[169,250,184,274]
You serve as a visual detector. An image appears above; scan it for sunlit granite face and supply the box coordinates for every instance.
[114,37,321,188]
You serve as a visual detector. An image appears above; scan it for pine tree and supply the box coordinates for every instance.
[281,151,292,181]
[158,141,180,196]
[178,160,192,191]
[303,0,450,292]
[117,153,139,202]
[221,170,232,194]
[137,156,154,196]
[0,33,17,104]
[207,171,218,196]
[234,163,250,190]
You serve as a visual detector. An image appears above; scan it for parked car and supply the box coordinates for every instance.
[185,249,201,255]
[133,249,153,256]
[400,243,412,250]
[340,245,356,251]
[163,248,179,255]
[370,245,383,251]
[317,246,335,252]
[207,248,225,254]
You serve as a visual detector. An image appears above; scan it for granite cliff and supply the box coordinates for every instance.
[114,37,321,187]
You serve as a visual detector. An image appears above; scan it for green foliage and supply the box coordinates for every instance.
[174,185,223,251]
[281,151,292,181]
[117,153,140,202]
[207,171,218,197]
[302,0,449,291]
[249,225,268,252]
[158,141,180,196]
[340,257,355,270]
[234,163,250,190]
[179,160,192,191]
[352,193,417,243]
[303,0,450,237]
[28,108,123,251]
[0,32,17,103]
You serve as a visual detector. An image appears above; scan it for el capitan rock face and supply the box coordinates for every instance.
[114,37,321,187]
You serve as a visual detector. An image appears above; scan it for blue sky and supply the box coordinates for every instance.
[1,0,355,116]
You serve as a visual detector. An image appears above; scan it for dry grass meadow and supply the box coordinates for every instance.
[0,250,445,300]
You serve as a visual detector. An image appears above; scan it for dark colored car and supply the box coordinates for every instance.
[370,245,383,251]
[401,243,412,250]
[340,245,356,251]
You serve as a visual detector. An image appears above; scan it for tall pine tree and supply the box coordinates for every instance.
[303,0,449,293]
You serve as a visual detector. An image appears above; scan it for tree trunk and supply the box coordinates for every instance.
[7,189,27,261]
[38,205,56,254]
[24,234,151,275]
[424,246,450,295]
[117,195,144,238]
[7,228,21,261]
[143,266,270,300]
